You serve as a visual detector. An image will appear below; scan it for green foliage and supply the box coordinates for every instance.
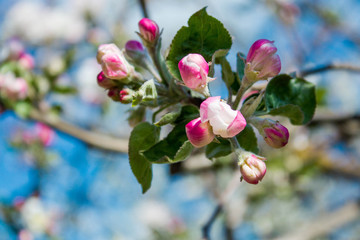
[128,122,160,193]
[14,102,33,118]
[174,105,200,124]
[236,52,246,81]
[237,125,259,153]
[208,49,229,77]
[154,106,182,126]
[220,57,235,88]
[142,105,198,164]
[142,124,194,163]
[264,74,316,125]
[205,125,258,159]
[52,85,77,95]
[166,7,232,80]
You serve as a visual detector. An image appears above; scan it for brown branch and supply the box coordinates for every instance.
[311,108,360,124]
[273,201,360,240]
[202,171,241,240]
[138,0,149,18]
[29,109,128,153]
[299,63,360,77]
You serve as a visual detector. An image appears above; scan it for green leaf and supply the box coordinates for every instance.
[220,57,235,87]
[209,49,229,77]
[205,125,258,159]
[166,7,232,80]
[14,102,33,118]
[173,140,194,162]
[268,105,304,125]
[143,105,198,163]
[142,122,191,163]
[154,107,182,126]
[236,125,259,154]
[236,52,246,81]
[174,105,200,124]
[128,122,160,193]
[265,74,316,125]
[205,138,232,159]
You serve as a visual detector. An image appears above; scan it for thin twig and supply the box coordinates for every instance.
[202,205,223,240]
[299,63,360,77]
[202,171,241,240]
[138,0,149,18]
[29,109,128,153]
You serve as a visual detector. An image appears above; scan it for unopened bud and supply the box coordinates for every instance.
[119,88,134,104]
[0,73,28,100]
[250,118,289,148]
[239,153,266,184]
[138,18,160,44]
[263,121,289,148]
[97,71,116,89]
[178,53,214,94]
[245,39,281,82]
[107,88,120,101]
[96,43,135,82]
[186,117,215,148]
[125,40,147,61]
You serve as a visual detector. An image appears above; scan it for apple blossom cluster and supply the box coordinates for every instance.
[0,73,28,101]
[22,123,54,147]
[95,12,295,186]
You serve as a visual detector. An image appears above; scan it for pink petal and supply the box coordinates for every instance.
[200,96,221,122]
[226,111,247,138]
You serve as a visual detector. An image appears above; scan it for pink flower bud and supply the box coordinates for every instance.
[18,53,35,70]
[138,18,160,43]
[35,123,54,146]
[97,71,116,89]
[200,96,246,138]
[125,40,146,60]
[1,74,28,100]
[178,53,213,92]
[245,39,281,81]
[96,43,134,81]
[185,117,215,148]
[13,78,28,100]
[263,121,289,148]
[240,154,266,184]
[119,89,134,104]
[107,88,120,101]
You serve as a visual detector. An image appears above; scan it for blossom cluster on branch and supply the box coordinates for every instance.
[94,8,316,193]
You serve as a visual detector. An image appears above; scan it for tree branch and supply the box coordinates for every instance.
[29,109,128,153]
[202,171,241,240]
[273,201,360,240]
[138,0,149,18]
[299,63,360,77]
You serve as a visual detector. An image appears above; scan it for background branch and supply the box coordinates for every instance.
[202,171,241,240]
[138,0,149,18]
[29,109,128,153]
[273,201,360,240]
[299,63,360,77]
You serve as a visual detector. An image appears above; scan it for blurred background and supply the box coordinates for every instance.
[1,0,360,239]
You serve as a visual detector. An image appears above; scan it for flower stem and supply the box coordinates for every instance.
[148,40,171,87]
[232,78,248,110]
